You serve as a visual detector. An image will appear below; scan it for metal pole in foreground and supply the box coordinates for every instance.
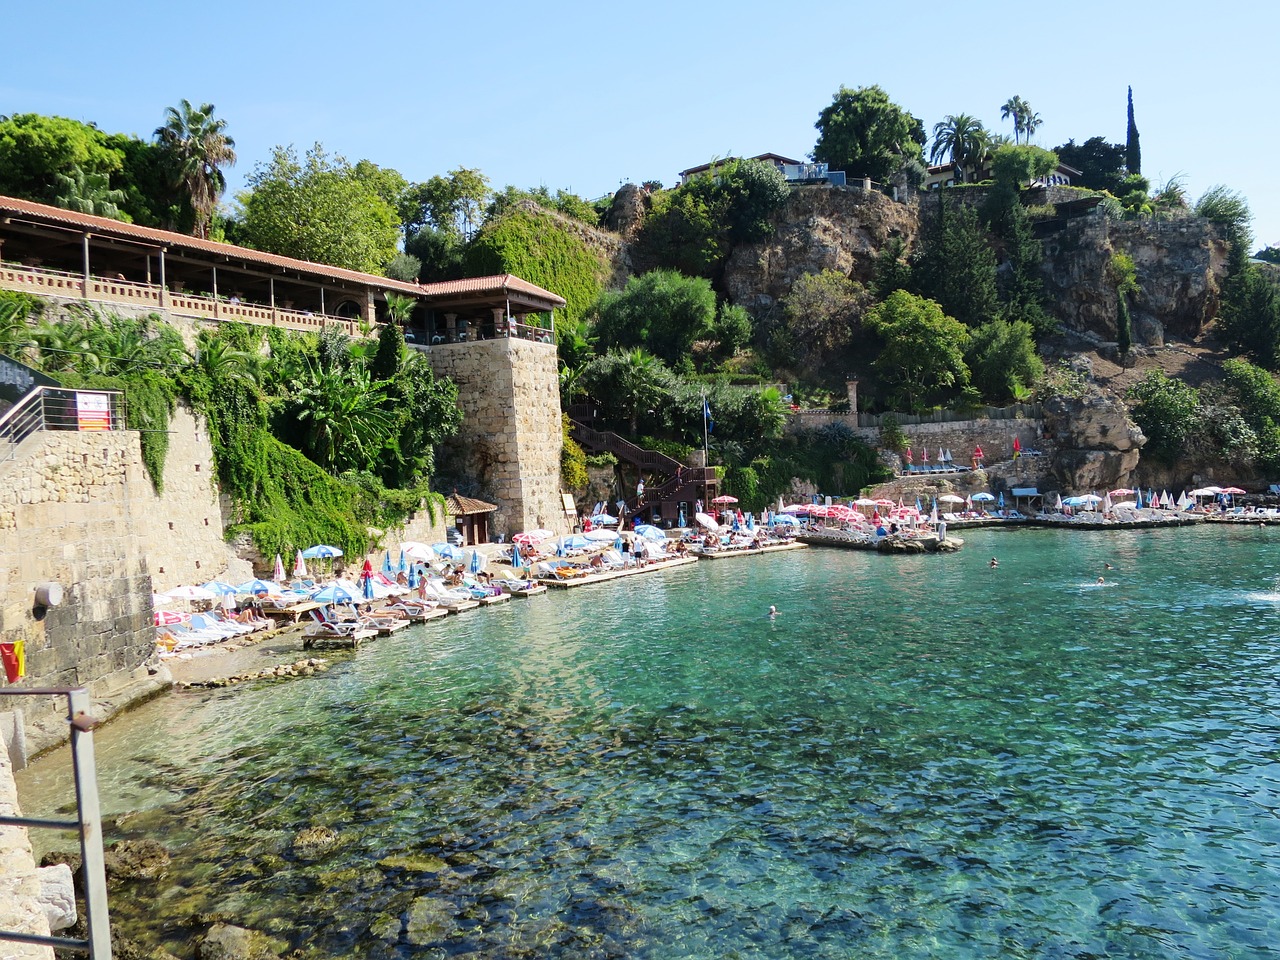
[67,688,112,960]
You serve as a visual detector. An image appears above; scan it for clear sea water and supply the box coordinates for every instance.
[17,526,1280,959]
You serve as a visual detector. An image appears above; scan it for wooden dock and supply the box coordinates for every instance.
[692,541,808,560]
[539,556,698,589]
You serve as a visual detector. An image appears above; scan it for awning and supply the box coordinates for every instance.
[1011,488,1040,497]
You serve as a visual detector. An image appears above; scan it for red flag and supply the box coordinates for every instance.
[1,641,23,683]
[1013,437,1021,457]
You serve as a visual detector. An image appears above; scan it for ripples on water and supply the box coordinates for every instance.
[17,527,1280,958]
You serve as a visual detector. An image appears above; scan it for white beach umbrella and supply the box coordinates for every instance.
[162,584,217,601]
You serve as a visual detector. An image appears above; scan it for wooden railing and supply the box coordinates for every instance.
[569,419,683,476]
[0,262,366,336]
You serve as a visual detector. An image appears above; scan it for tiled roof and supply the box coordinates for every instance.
[447,494,498,515]
[0,195,425,293]
[420,274,566,307]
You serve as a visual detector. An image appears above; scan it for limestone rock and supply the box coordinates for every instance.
[404,896,459,946]
[104,838,170,882]
[605,183,647,240]
[1044,383,1145,491]
[721,187,919,317]
[291,825,338,858]
[1040,215,1227,344]
[197,923,286,960]
[36,863,76,931]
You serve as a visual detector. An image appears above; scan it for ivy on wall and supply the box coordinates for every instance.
[465,204,610,325]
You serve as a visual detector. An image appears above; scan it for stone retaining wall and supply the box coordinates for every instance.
[0,429,174,760]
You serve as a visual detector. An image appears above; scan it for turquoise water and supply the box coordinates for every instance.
[18,526,1280,959]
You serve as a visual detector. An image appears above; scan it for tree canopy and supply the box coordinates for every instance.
[237,144,400,273]
[811,85,925,183]
[592,270,717,365]
[865,290,971,411]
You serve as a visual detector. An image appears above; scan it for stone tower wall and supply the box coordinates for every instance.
[427,338,569,537]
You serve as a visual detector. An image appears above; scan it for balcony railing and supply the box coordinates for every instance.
[0,385,127,469]
[0,261,368,336]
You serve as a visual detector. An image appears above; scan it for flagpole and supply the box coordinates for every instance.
[702,391,710,465]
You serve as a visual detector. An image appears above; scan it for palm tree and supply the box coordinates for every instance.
[1000,96,1030,144]
[54,167,127,220]
[1022,111,1042,143]
[291,362,396,474]
[384,293,417,326]
[930,114,989,183]
[155,100,237,239]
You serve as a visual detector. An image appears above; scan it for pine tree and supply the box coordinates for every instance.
[911,196,999,328]
[1126,86,1141,175]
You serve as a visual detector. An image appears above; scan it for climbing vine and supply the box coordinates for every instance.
[465,204,610,325]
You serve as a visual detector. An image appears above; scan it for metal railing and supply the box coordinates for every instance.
[0,386,127,469]
[0,687,112,958]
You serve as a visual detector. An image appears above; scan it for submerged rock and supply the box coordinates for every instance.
[404,896,459,945]
[105,838,171,881]
[196,922,287,960]
[290,825,339,858]
[378,852,448,873]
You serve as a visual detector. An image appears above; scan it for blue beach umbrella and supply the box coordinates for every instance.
[747,514,755,531]
[635,524,666,542]
[770,514,799,526]
[556,538,566,557]
[510,542,523,569]
[407,564,418,589]
[363,575,375,600]
[469,549,482,574]
[302,544,343,560]
[433,543,459,560]
[201,580,239,596]
[382,551,393,575]
[397,550,407,574]
[916,496,923,513]
[1134,489,1143,508]
[236,578,281,596]
[678,507,686,527]
[998,491,1005,509]
[312,584,355,604]
[614,535,623,550]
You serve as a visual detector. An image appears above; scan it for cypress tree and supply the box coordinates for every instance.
[1116,292,1132,364]
[1126,86,1141,174]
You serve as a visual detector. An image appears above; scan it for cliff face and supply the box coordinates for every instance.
[720,187,920,317]
[1039,216,1228,345]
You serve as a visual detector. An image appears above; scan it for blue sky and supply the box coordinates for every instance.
[4,0,1277,251]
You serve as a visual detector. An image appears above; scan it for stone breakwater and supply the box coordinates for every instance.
[175,657,329,689]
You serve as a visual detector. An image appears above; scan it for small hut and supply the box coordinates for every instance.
[447,493,497,545]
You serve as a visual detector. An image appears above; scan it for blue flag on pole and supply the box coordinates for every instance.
[704,397,714,434]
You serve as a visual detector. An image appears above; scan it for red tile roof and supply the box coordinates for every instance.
[421,274,565,307]
[0,195,426,292]
[0,196,566,306]
[447,494,498,515]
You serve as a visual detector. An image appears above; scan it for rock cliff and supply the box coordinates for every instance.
[1039,216,1228,345]
[1043,361,1147,491]
[720,186,920,317]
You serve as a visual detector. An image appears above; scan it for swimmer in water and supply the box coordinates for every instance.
[1096,576,1105,585]
[1104,563,1113,570]
[768,605,778,618]
[989,557,999,568]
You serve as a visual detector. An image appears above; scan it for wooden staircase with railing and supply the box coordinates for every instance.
[568,417,719,522]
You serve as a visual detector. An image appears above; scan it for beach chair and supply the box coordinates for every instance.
[191,612,254,637]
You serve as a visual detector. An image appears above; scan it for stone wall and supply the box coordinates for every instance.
[144,405,251,590]
[427,337,569,537]
[786,411,1044,463]
[0,430,168,759]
